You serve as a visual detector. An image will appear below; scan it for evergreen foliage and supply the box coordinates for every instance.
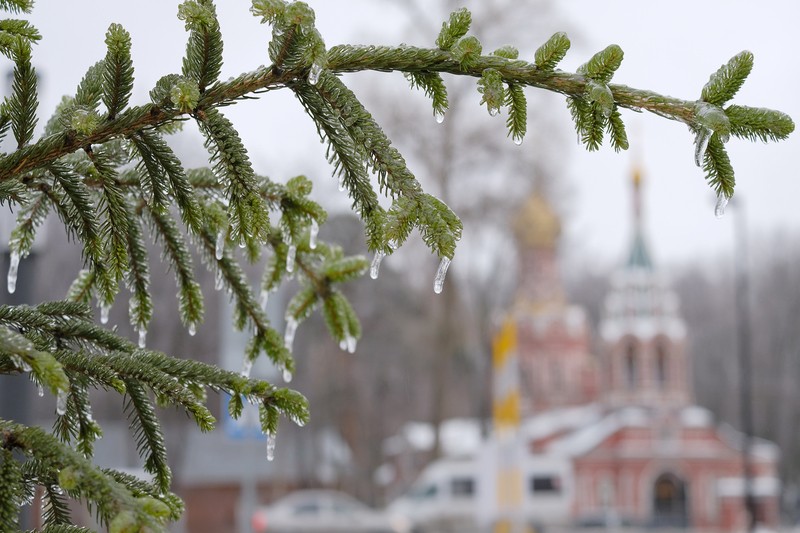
[0,1,793,530]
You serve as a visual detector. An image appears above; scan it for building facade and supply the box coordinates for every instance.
[511,169,780,530]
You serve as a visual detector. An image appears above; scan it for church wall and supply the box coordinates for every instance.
[569,425,779,530]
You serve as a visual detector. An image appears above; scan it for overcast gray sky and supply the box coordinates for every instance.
[24,1,800,270]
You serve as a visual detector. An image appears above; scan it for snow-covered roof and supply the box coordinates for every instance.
[520,403,602,442]
[383,418,483,458]
[717,423,781,462]
[717,477,781,497]
[600,316,687,342]
[680,405,714,427]
[551,407,650,456]
[534,404,780,463]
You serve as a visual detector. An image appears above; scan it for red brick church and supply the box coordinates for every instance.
[509,170,780,530]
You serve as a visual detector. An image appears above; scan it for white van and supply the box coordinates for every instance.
[388,445,573,533]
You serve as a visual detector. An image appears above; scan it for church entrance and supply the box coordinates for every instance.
[652,473,689,528]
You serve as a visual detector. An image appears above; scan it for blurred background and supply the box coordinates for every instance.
[1,0,799,532]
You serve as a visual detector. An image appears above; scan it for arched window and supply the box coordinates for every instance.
[625,342,637,390]
[655,340,669,389]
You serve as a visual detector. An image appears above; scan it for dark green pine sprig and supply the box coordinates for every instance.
[691,50,793,204]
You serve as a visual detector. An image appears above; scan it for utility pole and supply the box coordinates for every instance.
[733,200,757,532]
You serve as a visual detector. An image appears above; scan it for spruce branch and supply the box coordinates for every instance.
[312,72,423,201]
[41,483,73,526]
[8,36,38,148]
[505,83,527,144]
[405,71,448,120]
[477,68,506,117]
[75,60,105,110]
[0,448,25,529]
[0,18,40,50]
[195,218,290,370]
[1,420,171,532]
[0,5,796,528]
[702,135,735,199]
[128,132,171,213]
[144,207,204,329]
[0,40,791,198]
[37,527,93,533]
[726,105,794,143]
[578,44,624,84]
[196,107,270,246]
[121,203,153,334]
[0,0,33,15]
[534,31,570,72]
[122,379,171,492]
[436,7,471,51]
[90,149,130,297]
[292,79,386,250]
[179,0,224,92]
[46,162,104,271]
[101,24,134,120]
[701,50,753,107]
[606,107,629,152]
[10,183,48,258]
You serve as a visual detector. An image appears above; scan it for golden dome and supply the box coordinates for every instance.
[513,192,560,249]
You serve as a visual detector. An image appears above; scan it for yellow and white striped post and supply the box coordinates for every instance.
[492,317,528,533]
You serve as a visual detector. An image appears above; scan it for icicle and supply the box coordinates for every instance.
[56,390,68,416]
[266,432,276,461]
[309,219,319,250]
[214,269,224,291]
[215,228,226,260]
[37,383,44,398]
[284,316,298,351]
[188,322,197,337]
[694,128,712,167]
[138,327,147,348]
[434,110,445,124]
[346,335,357,354]
[370,251,385,280]
[339,339,348,351]
[488,107,500,117]
[308,62,323,85]
[337,175,346,192]
[433,257,451,294]
[282,367,293,383]
[513,136,523,146]
[7,250,19,294]
[714,194,729,218]
[240,358,253,379]
[100,303,111,325]
[259,289,270,310]
[285,244,296,273]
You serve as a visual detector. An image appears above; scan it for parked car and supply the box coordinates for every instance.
[251,489,412,533]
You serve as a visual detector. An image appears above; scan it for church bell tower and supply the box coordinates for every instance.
[599,168,691,409]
